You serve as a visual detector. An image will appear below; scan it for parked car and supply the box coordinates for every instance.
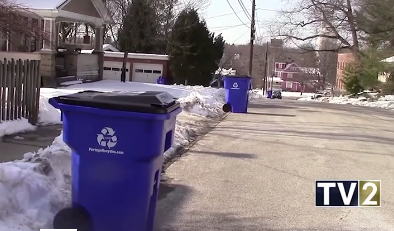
[312,90,330,99]
[271,90,282,99]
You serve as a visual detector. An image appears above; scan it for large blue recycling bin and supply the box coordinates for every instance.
[49,90,181,231]
[223,76,252,113]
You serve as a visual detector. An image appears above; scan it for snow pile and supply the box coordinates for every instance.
[298,94,394,110]
[0,119,36,138]
[0,133,71,230]
[176,85,226,118]
[0,80,235,231]
[249,89,266,101]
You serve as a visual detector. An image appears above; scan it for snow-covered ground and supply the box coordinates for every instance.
[0,80,264,231]
[297,94,394,110]
[281,91,314,98]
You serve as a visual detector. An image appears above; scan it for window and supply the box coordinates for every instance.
[135,69,143,73]
[153,70,161,74]
[112,68,120,71]
[281,63,286,69]
[287,73,293,79]
[286,81,292,88]
[144,70,153,73]
[104,67,111,70]
[30,38,37,52]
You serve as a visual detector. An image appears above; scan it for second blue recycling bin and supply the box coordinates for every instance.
[267,90,272,98]
[223,76,252,113]
[157,76,166,84]
[49,90,181,231]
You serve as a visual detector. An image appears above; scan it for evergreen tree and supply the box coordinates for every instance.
[153,0,179,54]
[117,0,159,53]
[167,8,225,86]
[342,64,364,95]
[342,49,385,94]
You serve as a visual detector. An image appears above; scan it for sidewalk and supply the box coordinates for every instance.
[0,125,62,162]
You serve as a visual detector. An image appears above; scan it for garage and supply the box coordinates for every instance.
[132,63,163,83]
[103,61,130,81]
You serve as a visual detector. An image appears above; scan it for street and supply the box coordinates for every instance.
[155,99,394,231]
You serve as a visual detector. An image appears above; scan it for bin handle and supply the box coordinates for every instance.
[48,98,60,108]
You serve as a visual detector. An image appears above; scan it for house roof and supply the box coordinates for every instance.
[103,44,119,52]
[15,0,65,9]
[283,62,300,71]
[15,0,113,24]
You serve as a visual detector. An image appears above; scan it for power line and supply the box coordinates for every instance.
[232,29,250,43]
[225,0,250,28]
[238,0,251,20]
[205,10,246,19]
[210,23,245,29]
[205,7,284,20]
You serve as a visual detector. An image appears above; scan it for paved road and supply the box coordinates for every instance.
[155,99,394,231]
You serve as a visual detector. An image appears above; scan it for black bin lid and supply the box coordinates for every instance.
[54,90,180,114]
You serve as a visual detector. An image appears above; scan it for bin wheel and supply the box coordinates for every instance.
[53,206,93,231]
[222,103,231,112]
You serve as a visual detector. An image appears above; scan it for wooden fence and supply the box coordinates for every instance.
[0,58,41,124]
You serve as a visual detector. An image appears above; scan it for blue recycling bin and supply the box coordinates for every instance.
[157,76,166,84]
[267,90,272,98]
[222,76,252,113]
[49,90,181,231]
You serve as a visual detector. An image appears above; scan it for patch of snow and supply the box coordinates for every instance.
[0,119,36,138]
[298,94,394,110]
[13,136,25,140]
[297,97,314,101]
[282,91,315,98]
[249,89,266,102]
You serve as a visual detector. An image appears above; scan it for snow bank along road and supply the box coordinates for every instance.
[155,99,394,231]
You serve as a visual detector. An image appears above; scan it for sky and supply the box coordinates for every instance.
[201,0,286,45]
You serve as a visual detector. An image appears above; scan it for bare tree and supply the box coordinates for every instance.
[317,38,338,89]
[274,0,360,55]
[0,0,48,47]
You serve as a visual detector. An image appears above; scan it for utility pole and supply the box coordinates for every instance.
[263,42,269,94]
[248,0,256,79]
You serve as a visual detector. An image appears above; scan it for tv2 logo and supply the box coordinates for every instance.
[315,180,381,207]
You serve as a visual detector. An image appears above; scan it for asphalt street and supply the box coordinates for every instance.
[155,99,394,231]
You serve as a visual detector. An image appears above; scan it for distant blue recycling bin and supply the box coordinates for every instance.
[267,90,272,98]
[49,90,181,231]
[222,76,252,113]
[157,76,166,84]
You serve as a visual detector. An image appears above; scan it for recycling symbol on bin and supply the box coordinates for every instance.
[232,82,239,88]
[97,127,118,148]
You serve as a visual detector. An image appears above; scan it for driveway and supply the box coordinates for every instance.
[155,99,394,230]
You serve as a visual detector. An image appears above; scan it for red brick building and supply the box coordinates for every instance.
[336,52,355,90]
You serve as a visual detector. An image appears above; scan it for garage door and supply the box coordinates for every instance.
[103,61,130,81]
[132,63,163,83]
